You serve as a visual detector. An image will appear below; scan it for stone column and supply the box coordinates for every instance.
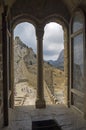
[84,32,86,119]
[63,27,69,107]
[35,25,46,108]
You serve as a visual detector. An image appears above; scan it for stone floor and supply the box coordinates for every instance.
[1,104,86,130]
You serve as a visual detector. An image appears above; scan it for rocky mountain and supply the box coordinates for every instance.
[14,37,66,105]
[14,37,64,85]
[14,36,37,84]
[47,49,64,70]
[56,49,64,70]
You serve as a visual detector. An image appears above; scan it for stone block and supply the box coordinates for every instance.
[0,55,2,62]
[0,48,1,54]
[0,81,3,90]
[0,63,2,71]
[0,72,1,79]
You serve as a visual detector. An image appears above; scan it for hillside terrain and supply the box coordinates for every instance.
[47,49,64,70]
[14,37,66,106]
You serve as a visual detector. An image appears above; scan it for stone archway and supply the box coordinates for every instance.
[9,10,69,108]
[11,17,37,108]
[9,0,70,109]
[42,15,69,106]
[11,16,47,108]
[13,22,38,107]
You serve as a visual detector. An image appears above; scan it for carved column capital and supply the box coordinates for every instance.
[36,25,44,40]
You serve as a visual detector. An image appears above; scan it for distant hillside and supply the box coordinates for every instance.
[47,49,64,70]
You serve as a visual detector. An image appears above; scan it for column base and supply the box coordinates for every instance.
[35,98,46,109]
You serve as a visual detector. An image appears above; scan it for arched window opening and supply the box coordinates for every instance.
[13,22,37,106]
[43,22,66,105]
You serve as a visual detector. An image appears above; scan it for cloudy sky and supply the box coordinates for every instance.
[14,22,64,61]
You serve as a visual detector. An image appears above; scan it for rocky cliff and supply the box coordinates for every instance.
[56,49,64,70]
[14,36,37,86]
[14,37,66,104]
[48,49,64,70]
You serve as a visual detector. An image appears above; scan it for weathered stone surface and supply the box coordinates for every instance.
[1,105,86,130]
[14,36,37,85]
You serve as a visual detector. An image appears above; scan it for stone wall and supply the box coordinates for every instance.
[0,20,3,127]
[64,28,69,106]
[44,69,53,94]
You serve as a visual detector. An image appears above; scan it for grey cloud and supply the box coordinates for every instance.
[14,22,37,52]
[43,49,59,56]
[44,35,63,44]
[14,22,64,60]
[44,22,64,45]
[44,32,63,45]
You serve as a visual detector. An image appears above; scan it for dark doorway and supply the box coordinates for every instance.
[32,119,62,130]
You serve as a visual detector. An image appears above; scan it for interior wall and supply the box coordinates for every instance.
[0,6,3,127]
[10,0,70,24]
[0,0,86,128]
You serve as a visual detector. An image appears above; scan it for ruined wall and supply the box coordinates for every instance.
[44,69,53,94]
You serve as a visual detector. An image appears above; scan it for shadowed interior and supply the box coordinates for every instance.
[32,119,62,130]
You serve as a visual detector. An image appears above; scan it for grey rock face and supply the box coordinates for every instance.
[14,36,37,83]
[47,49,64,70]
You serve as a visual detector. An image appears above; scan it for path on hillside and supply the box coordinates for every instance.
[14,81,53,106]
[44,81,53,104]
